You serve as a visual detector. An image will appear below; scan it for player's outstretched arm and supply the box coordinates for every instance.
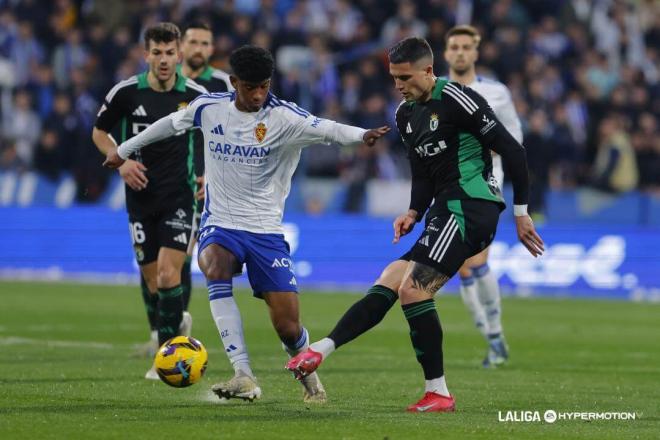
[103,113,183,168]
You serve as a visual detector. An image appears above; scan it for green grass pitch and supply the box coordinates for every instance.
[0,281,658,439]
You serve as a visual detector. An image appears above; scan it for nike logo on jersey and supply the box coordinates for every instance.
[210,124,224,135]
[173,232,188,244]
[132,105,147,116]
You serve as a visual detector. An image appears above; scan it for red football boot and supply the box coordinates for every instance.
[406,392,456,413]
[286,348,323,379]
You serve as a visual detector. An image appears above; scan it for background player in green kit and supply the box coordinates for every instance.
[92,22,207,379]
[287,37,544,413]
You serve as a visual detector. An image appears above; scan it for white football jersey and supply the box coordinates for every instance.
[467,76,522,143]
[467,76,523,187]
[170,92,366,234]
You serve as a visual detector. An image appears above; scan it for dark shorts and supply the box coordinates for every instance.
[128,206,194,265]
[198,225,298,298]
[399,199,501,277]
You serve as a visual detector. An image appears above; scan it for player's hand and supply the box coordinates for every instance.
[363,126,390,146]
[195,175,205,201]
[393,210,417,244]
[118,159,148,191]
[103,147,125,169]
[515,215,544,257]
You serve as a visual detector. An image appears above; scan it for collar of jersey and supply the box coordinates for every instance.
[137,71,187,92]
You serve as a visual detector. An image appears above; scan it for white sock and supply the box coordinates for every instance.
[459,275,489,340]
[310,337,336,360]
[474,264,503,336]
[425,376,450,396]
[282,327,309,357]
[208,280,254,378]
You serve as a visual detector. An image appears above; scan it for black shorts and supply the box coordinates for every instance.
[399,199,501,277]
[128,206,194,265]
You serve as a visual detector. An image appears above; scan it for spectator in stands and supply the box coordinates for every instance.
[1,89,40,167]
[592,115,638,193]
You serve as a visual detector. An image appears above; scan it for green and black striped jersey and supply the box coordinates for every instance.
[395,79,529,221]
[177,65,232,93]
[95,72,207,215]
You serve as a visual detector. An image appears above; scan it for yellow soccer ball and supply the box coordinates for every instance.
[154,336,208,388]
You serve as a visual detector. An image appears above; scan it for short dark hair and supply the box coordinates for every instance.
[144,22,181,49]
[388,37,433,64]
[182,20,212,38]
[445,25,481,46]
[229,45,274,83]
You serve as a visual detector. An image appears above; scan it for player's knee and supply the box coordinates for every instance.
[397,284,416,303]
[458,265,473,278]
[157,265,179,288]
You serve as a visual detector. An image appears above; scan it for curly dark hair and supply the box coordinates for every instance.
[388,37,433,65]
[144,22,181,49]
[229,45,274,83]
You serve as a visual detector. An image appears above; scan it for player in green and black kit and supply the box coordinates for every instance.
[92,23,207,379]
[287,37,544,412]
[174,21,233,321]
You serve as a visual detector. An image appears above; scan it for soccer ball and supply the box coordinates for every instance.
[154,336,208,388]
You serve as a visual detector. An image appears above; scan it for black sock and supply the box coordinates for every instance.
[328,285,398,348]
[140,276,158,331]
[402,299,444,380]
[157,285,184,346]
[181,256,192,311]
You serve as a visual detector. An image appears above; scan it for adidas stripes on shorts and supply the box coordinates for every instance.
[128,206,194,265]
[399,199,501,277]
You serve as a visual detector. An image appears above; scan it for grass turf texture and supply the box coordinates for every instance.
[0,281,658,439]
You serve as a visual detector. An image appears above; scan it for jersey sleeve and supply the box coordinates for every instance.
[443,82,529,205]
[94,84,127,132]
[278,100,366,149]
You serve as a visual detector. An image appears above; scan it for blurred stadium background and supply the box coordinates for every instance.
[0,0,658,300]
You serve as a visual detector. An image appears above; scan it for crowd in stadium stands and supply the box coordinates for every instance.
[0,0,658,213]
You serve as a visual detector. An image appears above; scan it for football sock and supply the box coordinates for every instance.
[327,285,398,349]
[282,327,309,357]
[208,279,254,378]
[474,263,503,336]
[157,285,184,346]
[459,274,489,339]
[309,337,335,360]
[140,276,159,331]
[181,256,192,311]
[425,376,450,396]
[402,299,444,380]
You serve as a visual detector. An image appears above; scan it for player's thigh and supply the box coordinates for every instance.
[197,226,245,279]
[374,259,409,293]
[399,261,451,305]
[243,232,298,299]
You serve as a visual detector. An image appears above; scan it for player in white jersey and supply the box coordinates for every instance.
[104,45,389,402]
[444,25,523,367]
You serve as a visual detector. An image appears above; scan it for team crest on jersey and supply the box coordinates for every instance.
[178,102,188,110]
[430,113,439,131]
[255,122,267,143]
